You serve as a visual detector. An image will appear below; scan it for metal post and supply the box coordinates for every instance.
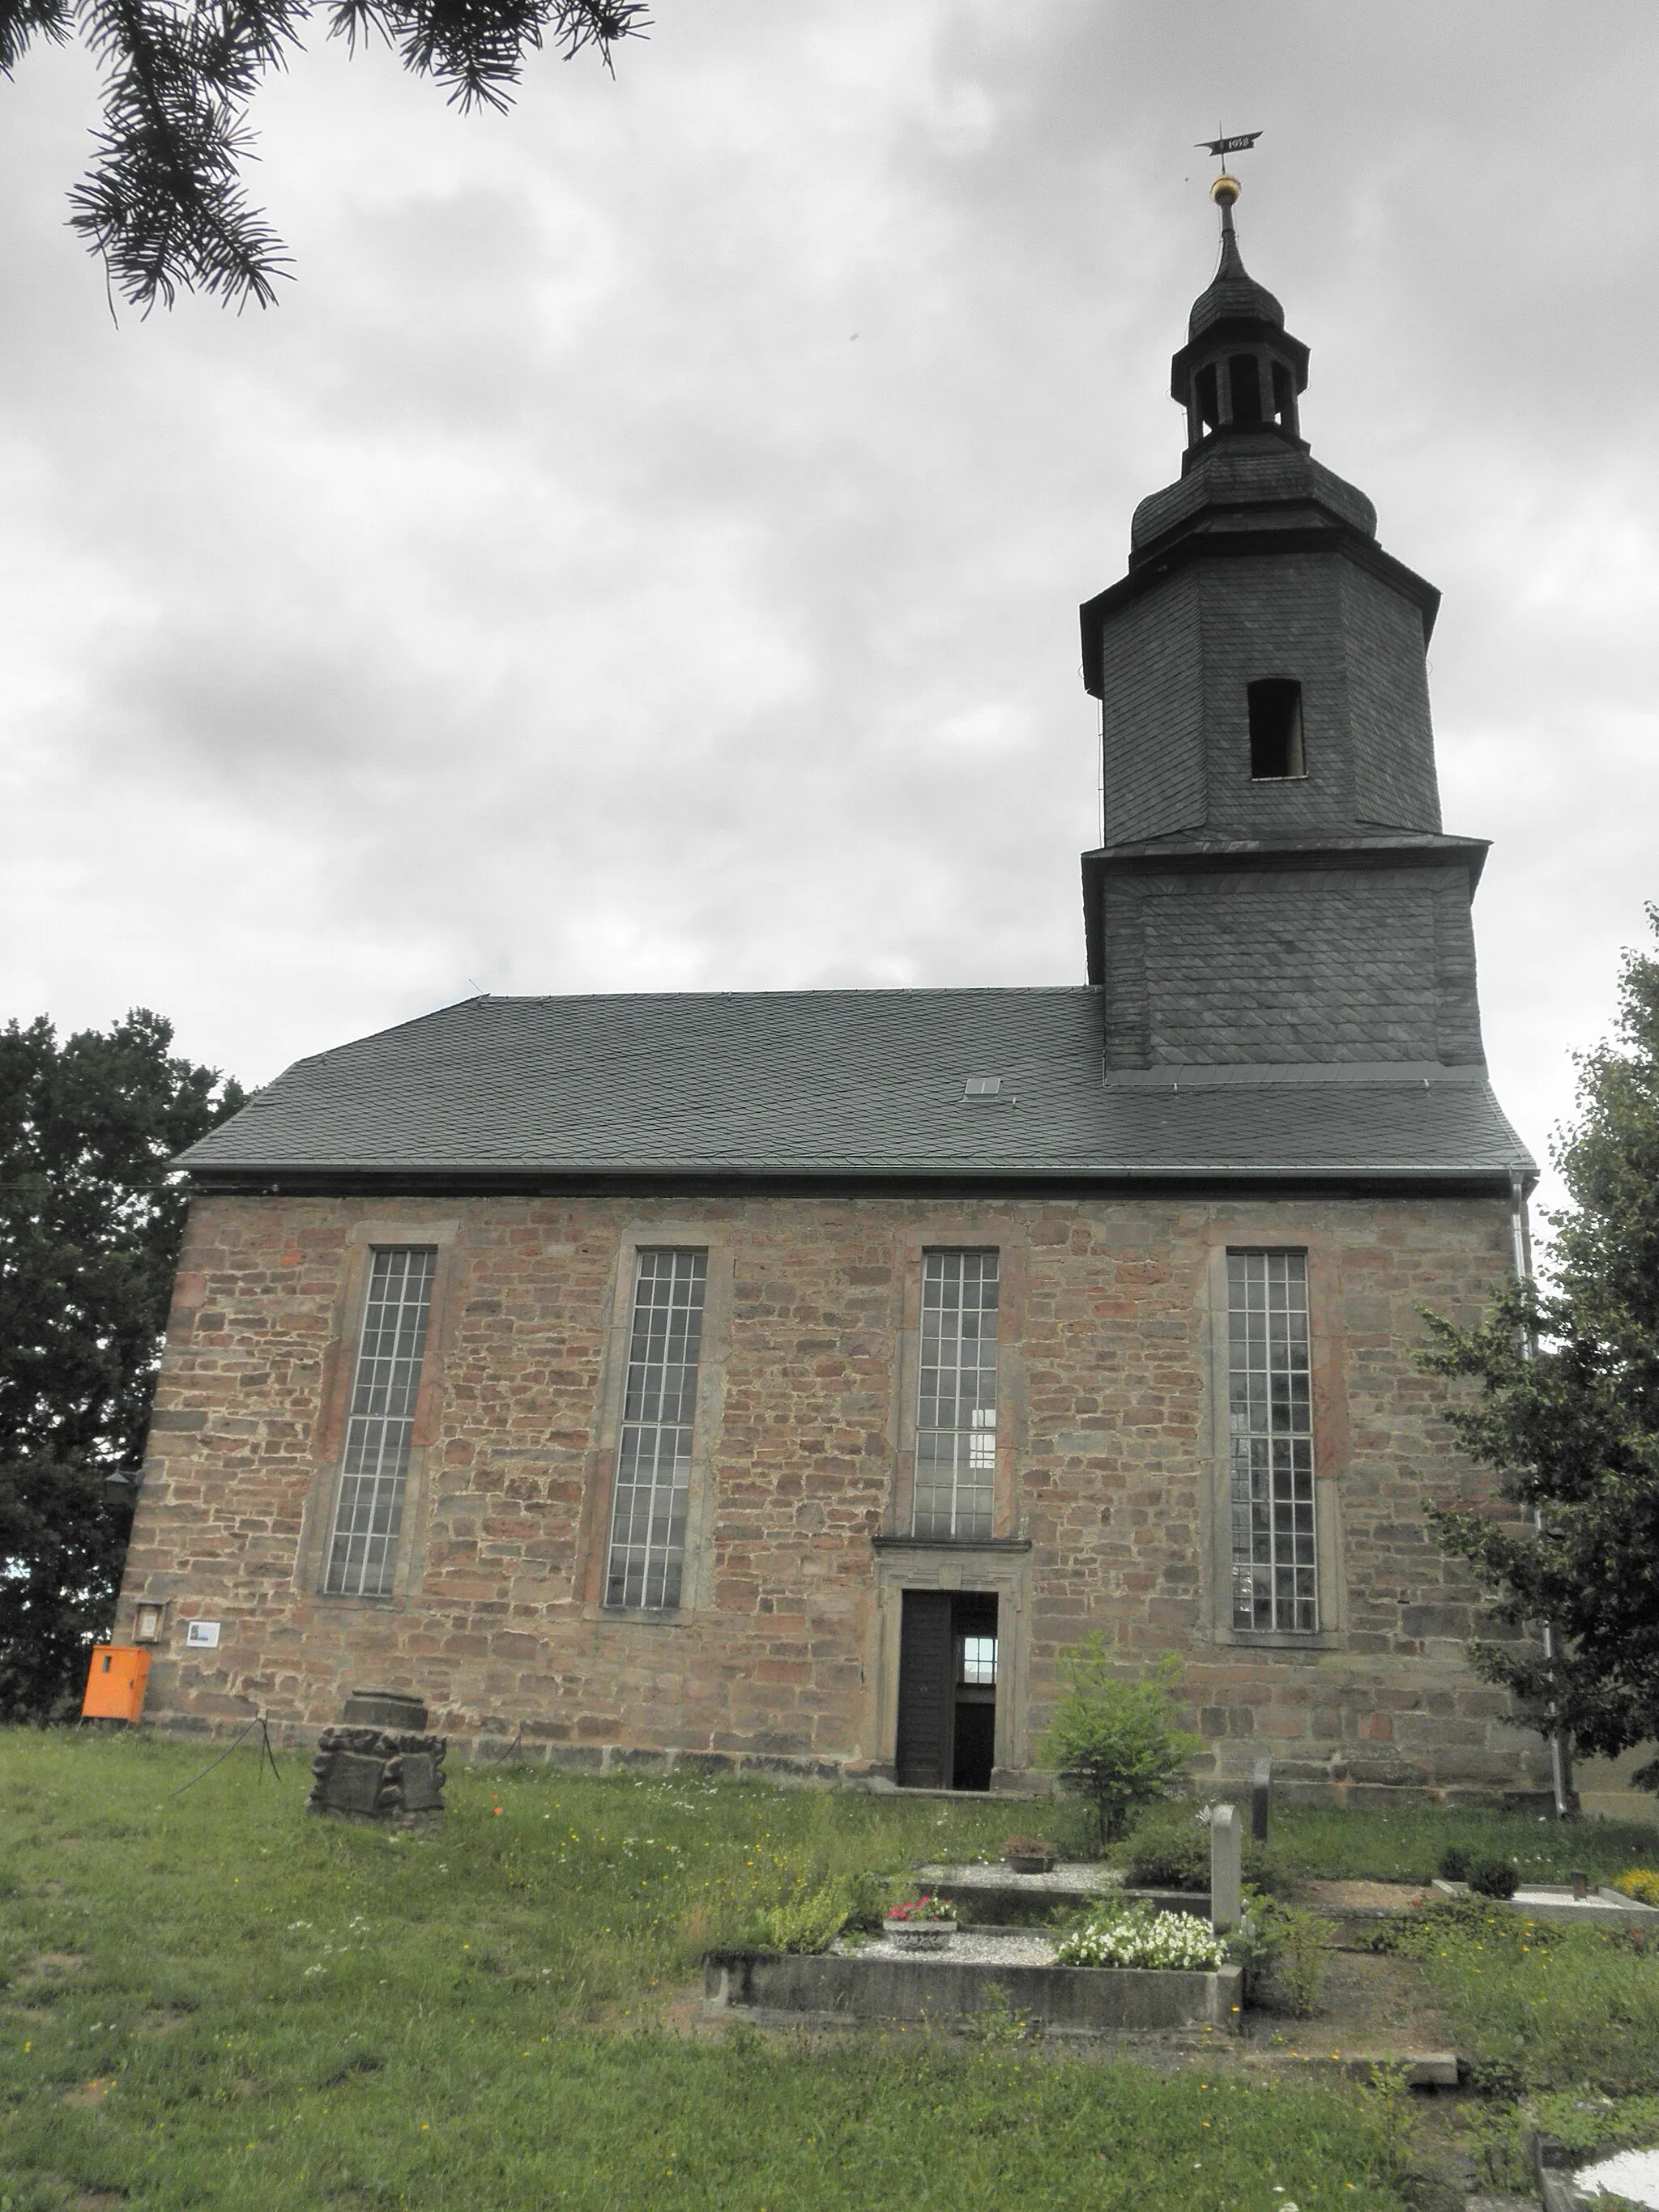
[1511,1173,1571,1819]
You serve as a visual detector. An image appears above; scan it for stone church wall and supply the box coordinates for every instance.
[118,1186,1551,1803]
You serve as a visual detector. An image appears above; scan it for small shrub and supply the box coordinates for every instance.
[1438,1845,1471,1883]
[1054,1900,1225,1971]
[1528,2091,1659,2160]
[842,1869,895,1933]
[1465,2044,1525,2099]
[1244,1896,1334,2018]
[1468,1858,1519,1900]
[1123,1803,1271,1892]
[1614,1868,1659,1907]
[757,1879,852,1954]
[1038,1637,1203,1848]
[1124,1810,1208,1890]
[960,1981,1041,2045]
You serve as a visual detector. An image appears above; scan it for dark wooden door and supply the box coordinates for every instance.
[895,1589,953,1788]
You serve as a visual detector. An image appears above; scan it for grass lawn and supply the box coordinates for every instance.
[1356,1895,1659,2193]
[0,1730,1427,2212]
[1260,1802,1659,1890]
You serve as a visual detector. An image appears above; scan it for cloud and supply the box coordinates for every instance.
[0,0,1654,1228]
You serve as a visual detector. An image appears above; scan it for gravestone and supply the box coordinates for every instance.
[1209,1802,1243,1933]
[308,1689,447,1830]
[1250,1756,1272,1844]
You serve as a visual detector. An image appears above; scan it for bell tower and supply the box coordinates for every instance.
[1080,176,1490,1076]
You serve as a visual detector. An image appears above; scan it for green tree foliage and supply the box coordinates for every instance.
[1038,1636,1203,1848]
[1424,906,1659,1784]
[0,0,647,311]
[0,1009,243,1720]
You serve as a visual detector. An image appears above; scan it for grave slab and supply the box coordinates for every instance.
[703,1940,1243,2038]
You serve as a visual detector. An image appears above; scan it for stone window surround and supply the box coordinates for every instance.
[295,1217,463,1608]
[578,1223,735,1627]
[886,1221,1028,1544]
[1201,1221,1349,1652]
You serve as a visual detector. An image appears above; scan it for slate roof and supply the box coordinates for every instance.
[1188,226,1285,339]
[180,988,1534,1188]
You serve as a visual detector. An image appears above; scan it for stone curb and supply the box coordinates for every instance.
[703,1951,1246,2037]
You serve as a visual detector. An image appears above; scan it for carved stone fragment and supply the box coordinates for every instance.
[308,1693,446,1828]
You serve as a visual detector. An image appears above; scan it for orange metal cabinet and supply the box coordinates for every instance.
[81,1645,150,1722]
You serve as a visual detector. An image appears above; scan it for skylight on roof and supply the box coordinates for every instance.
[962,1075,1017,1106]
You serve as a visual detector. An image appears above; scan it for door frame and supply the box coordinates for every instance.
[872,1537,1032,1788]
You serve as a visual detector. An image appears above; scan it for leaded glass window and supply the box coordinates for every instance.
[1228,1249,1317,1633]
[605,1249,708,1610]
[913,1248,998,1541]
[325,1247,437,1598]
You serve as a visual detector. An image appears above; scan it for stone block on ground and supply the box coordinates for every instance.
[309,1694,447,1828]
[1251,1755,1272,1843]
[1209,1801,1243,1931]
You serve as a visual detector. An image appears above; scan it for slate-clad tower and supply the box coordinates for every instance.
[1080,176,1489,1080]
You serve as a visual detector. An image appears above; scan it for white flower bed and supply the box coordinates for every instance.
[1054,1901,1226,1971]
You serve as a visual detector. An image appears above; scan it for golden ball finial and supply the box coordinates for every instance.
[1210,173,1240,208]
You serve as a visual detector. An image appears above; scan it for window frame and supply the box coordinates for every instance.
[889,1230,1023,1545]
[300,1219,461,1607]
[1225,1247,1318,1634]
[602,1247,710,1613]
[1203,1233,1346,1651]
[911,1247,1001,1542]
[582,1225,732,1624]
[1247,677,1307,782]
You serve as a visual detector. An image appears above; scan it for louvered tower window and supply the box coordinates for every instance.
[325,1247,437,1598]
[913,1249,999,1541]
[605,1249,708,1609]
[1228,1249,1317,1633]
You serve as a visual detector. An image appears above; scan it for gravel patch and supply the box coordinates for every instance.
[846,1930,1059,1967]
[915,1862,1121,1896]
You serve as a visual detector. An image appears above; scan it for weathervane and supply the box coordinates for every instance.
[1196,127,1262,161]
[1194,126,1260,221]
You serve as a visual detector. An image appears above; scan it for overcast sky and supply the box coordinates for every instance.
[2,2,1655,1225]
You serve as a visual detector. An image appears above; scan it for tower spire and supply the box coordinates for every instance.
[1171,169,1307,462]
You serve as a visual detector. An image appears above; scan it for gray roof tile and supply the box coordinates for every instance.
[180,989,1535,1187]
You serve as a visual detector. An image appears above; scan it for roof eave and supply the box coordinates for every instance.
[1079,527,1441,697]
[182,1158,1535,1196]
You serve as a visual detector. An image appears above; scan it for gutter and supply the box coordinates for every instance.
[1511,1169,1572,1822]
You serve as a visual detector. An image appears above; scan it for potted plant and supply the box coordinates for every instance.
[1004,1835,1058,1875]
[881,1894,959,1952]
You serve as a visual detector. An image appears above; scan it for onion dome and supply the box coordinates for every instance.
[1188,211,1286,338]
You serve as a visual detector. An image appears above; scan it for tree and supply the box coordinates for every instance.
[1424,905,1659,1787]
[1038,1635,1203,1849]
[0,1009,243,1720]
[0,0,648,312]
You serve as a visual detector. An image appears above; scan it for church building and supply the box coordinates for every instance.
[119,181,1547,1804]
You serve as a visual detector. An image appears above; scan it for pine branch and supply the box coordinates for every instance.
[70,0,296,308]
[326,0,647,113]
[29,0,648,307]
[0,0,73,73]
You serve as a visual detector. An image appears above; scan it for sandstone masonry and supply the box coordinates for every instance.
[120,1185,1549,1801]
